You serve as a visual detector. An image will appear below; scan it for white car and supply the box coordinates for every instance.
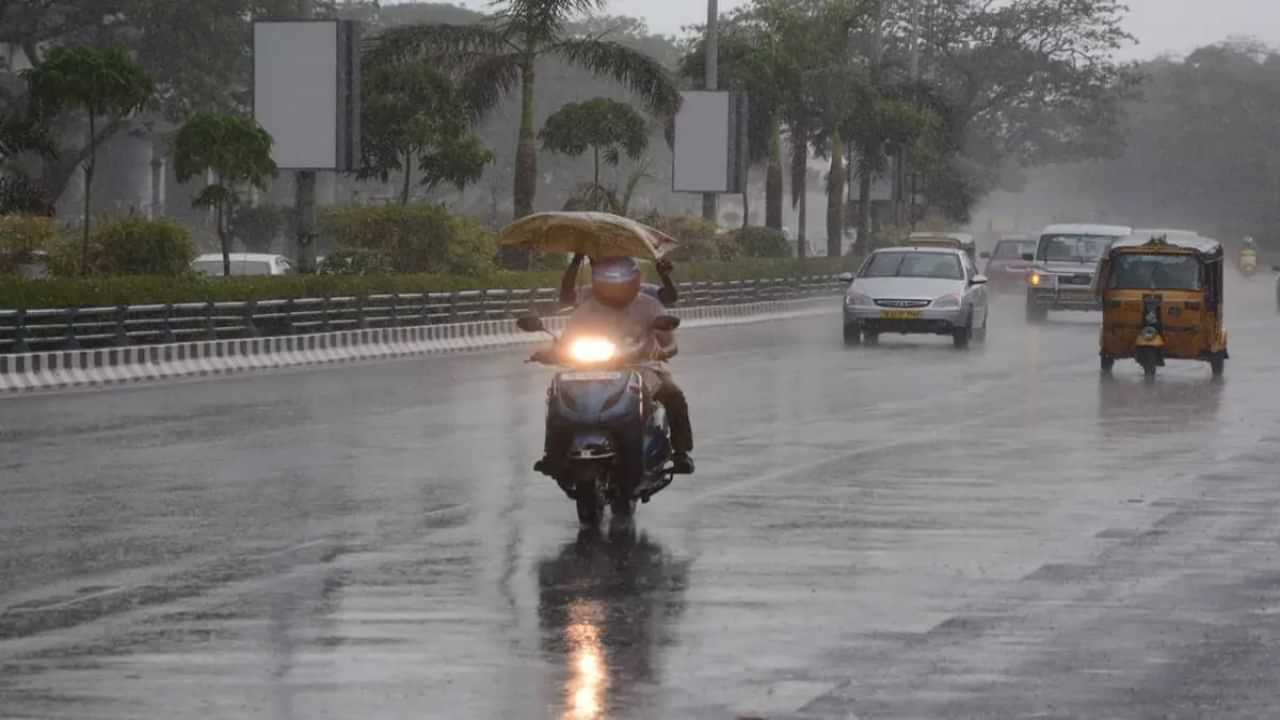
[192,253,295,277]
[841,246,990,349]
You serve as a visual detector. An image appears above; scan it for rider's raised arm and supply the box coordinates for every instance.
[559,253,586,307]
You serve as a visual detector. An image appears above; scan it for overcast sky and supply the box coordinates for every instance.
[435,0,1280,60]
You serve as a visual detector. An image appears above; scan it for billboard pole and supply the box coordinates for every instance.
[701,0,719,224]
[295,0,317,273]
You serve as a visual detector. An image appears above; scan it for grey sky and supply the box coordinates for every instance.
[437,0,1280,60]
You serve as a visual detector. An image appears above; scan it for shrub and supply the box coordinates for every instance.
[49,217,196,277]
[733,226,791,258]
[650,215,739,262]
[0,214,56,273]
[319,203,498,276]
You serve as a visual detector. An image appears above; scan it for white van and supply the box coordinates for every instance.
[1025,223,1131,321]
[192,253,295,277]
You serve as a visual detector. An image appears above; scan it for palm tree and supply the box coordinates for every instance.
[367,0,680,260]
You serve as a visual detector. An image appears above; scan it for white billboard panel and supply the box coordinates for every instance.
[673,91,732,193]
[254,21,347,170]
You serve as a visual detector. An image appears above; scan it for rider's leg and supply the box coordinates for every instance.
[653,375,694,474]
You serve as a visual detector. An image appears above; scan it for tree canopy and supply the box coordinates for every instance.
[174,112,277,276]
[540,97,649,190]
[359,57,494,204]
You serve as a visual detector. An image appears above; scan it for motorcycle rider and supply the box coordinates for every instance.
[559,252,679,307]
[536,256,695,476]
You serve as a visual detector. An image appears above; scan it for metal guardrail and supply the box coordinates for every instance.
[0,276,843,353]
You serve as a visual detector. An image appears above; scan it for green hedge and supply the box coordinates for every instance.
[0,257,857,310]
[0,215,55,273]
[319,204,498,275]
[48,217,197,277]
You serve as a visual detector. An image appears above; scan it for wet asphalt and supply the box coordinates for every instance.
[3,275,1280,719]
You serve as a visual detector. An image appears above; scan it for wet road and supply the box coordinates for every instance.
[3,278,1280,719]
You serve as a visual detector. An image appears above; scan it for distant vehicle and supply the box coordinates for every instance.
[980,236,1036,293]
[907,231,977,264]
[191,253,295,277]
[1025,223,1132,322]
[841,246,989,349]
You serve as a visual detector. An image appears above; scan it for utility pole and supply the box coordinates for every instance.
[702,0,719,224]
[295,0,318,272]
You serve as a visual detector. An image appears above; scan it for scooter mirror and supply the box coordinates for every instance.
[517,315,546,333]
[1021,253,1035,262]
[652,315,681,332]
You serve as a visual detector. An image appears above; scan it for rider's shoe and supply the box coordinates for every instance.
[671,453,695,475]
[534,457,556,476]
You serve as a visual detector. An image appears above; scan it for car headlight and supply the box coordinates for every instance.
[932,293,962,309]
[568,338,617,363]
[845,290,874,307]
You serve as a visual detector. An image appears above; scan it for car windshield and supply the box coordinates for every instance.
[1038,235,1113,263]
[1108,254,1202,290]
[862,252,964,280]
[993,241,1033,259]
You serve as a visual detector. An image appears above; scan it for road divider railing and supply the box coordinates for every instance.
[0,278,844,394]
[0,276,839,354]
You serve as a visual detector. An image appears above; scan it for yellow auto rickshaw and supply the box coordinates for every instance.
[1095,233,1227,378]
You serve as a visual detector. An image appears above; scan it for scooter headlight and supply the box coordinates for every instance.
[568,337,617,364]
[1141,326,1159,340]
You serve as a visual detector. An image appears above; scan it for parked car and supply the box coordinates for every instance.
[1024,223,1131,322]
[841,246,990,349]
[191,253,296,277]
[980,235,1036,293]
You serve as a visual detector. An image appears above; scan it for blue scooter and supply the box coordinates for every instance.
[519,314,680,525]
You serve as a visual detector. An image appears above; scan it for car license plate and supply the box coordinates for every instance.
[880,310,923,320]
[561,371,623,382]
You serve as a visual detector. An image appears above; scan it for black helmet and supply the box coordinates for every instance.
[591,256,642,308]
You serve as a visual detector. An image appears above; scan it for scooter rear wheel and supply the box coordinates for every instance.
[571,466,604,526]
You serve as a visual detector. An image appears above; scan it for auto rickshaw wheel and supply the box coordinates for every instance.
[1210,355,1225,377]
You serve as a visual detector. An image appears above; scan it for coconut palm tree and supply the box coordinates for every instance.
[366,0,680,248]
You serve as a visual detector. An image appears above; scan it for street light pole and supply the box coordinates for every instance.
[702,0,719,224]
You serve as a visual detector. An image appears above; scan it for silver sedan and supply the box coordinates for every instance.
[841,247,990,349]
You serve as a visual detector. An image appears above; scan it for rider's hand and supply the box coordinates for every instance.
[656,258,674,276]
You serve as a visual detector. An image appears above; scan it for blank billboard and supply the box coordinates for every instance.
[254,21,360,171]
[673,91,729,193]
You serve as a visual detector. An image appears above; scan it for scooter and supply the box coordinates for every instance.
[519,314,680,525]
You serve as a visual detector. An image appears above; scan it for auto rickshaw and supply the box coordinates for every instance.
[1094,233,1227,378]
